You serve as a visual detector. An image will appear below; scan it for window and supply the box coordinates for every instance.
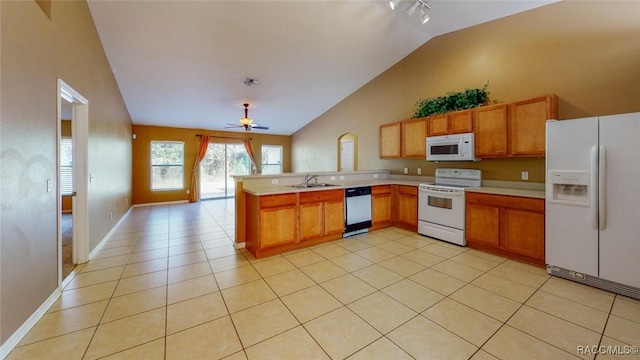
[60,138,73,195]
[261,145,283,174]
[151,141,184,190]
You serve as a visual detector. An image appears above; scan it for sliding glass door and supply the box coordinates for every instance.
[200,143,251,199]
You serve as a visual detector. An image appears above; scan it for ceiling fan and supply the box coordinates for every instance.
[225,103,269,131]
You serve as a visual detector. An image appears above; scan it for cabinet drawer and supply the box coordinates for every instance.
[372,185,391,195]
[397,185,418,196]
[260,193,297,208]
[466,192,544,212]
[299,189,344,203]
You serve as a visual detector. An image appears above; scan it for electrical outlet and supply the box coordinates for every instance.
[330,176,336,181]
[403,168,408,174]
[373,174,378,178]
[271,179,279,185]
[417,168,422,175]
[90,173,95,183]
[109,211,113,219]
[186,189,190,194]
[521,171,529,180]
[339,175,345,180]
[47,179,53,192]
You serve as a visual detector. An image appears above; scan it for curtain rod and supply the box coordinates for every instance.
[195,134,252,140]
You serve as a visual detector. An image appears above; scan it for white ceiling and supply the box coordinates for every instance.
[88,0,555,135]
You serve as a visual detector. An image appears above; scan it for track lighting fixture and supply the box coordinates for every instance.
[390,0,432,24]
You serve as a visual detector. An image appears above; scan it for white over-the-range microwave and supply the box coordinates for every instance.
[426,132,480,162]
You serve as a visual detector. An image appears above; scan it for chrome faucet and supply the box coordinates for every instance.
[304,174,318,185]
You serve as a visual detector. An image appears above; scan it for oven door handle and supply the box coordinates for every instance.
[419,187,464,196]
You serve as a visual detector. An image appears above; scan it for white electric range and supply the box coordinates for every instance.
[418,168,482,246]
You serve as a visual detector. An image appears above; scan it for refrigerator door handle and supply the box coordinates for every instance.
[591,146,598,230]
[599,145,606,231]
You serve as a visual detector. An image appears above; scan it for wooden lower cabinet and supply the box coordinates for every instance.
[466,192,545,265]
[371,185,392,230]
[394,185,418,231]
[246,189,344,258]
[299,189,344,241]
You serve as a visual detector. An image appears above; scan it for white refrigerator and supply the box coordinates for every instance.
[546,112,640,299]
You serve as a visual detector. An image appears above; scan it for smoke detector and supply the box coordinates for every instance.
[242,77,259,87]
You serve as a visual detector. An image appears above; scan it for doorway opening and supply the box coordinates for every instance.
[199,143,251,199]
[57,79,89,285]
[338,133,358,171]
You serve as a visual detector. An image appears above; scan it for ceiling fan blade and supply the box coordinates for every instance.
[251,125,269,130]
[224,125,242,128]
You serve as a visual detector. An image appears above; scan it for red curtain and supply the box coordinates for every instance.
[243,138,259,174]
[189,135,210,202]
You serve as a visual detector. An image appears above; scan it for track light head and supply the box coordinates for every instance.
[406,0,421,16]
[420,4,430,23]
[389,0,399,10]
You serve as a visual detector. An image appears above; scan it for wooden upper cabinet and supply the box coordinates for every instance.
[473,104,508,157]
[401,118,427,158]
[448,109,473,134]
[380,122,402,158]
[510,94,558,156]
[427,114,448,136]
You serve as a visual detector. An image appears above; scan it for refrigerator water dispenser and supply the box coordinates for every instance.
[548,170,590,206]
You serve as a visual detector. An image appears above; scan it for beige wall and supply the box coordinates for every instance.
[292,1,640,183]
[1,1,132,345]
[132,125,291,204]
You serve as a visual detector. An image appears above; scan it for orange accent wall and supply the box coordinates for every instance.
[132,125,291,204]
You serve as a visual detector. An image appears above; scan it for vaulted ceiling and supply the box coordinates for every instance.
[88,0,555,135]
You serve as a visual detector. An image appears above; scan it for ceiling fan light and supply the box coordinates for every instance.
[239,117,253,126]
[406,0,420,16]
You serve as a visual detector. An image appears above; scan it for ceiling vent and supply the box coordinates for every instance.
[242,77,259,87]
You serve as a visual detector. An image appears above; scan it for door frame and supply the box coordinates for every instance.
[57,79,90,285]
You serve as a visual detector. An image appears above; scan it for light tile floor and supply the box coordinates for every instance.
[8,199,640,359]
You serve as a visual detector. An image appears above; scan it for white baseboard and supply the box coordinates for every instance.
[88,206,133,260]
[233,242,246,249]
[133,200,189,207]
[0,287,61,359]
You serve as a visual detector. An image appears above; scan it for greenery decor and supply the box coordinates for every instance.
[412,82,489,119]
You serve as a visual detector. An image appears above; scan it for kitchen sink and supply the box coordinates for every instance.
[287,183,339,188]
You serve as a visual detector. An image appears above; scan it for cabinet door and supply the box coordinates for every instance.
[372,194,392,225]
[380,122,402,158]
[465,203,500,246]
[299,202,323,241]
[402,118,427,158]
[396,187,418,226]
[510,94,558,156]
[501,208,545,259]
[260,205,297,248]
[427,114,448,136]
[473,104,508,157]
[448,109,473,134]
[324,200,345,235]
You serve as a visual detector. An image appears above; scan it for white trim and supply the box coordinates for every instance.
[233,242,246,249]
[0,288,61,359]
[133,200,189,207]
[88,206,133,260]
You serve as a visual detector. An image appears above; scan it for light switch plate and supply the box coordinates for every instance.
[373,174,378,178]
[330,176,336,181]
[403,168,408,174]
[271,179,279,185]
[47,179,52,192]
[417,168,422,175]
[339,176,345,180]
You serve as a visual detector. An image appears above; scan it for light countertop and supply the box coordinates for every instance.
[466,186,545,199]
[242,179,422,196]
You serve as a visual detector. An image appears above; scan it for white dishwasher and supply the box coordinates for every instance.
[344,186,372,237]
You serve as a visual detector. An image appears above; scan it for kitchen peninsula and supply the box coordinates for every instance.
[234,171,426,258]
